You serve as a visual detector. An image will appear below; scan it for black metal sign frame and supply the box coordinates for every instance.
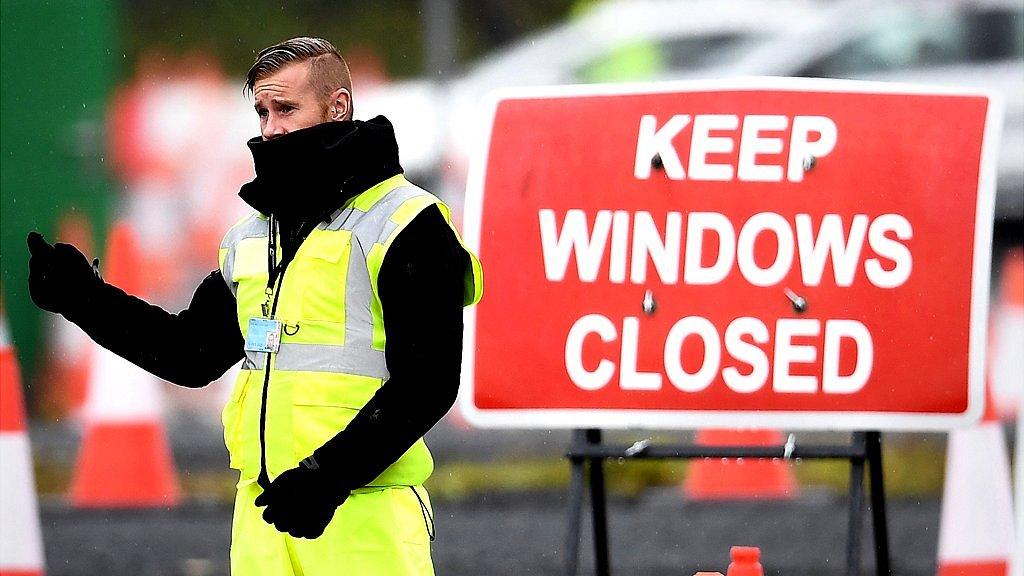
[563,429,891,576]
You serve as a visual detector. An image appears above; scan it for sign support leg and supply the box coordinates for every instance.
[586,429,611,576]
[866,431,891,576]
[565,430,587,576]
[846,432,866,576]
[565,430,891,574]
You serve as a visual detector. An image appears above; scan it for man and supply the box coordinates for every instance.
[27,37,482,575]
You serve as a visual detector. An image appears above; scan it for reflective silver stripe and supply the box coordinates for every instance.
[347,195,393,240]
[344,234,377,347]
[274,343,388,378]
[366,188,434,245]
[324,186,435,248]
[351,186,430,235]
[243,344,387,378]
[243,350,266,370]
[340,185,435,352]
[375,217,401,248]
[322,206,363,231]
[220,213,269,248]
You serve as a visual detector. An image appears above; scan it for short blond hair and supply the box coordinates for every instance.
[245,37,353,117]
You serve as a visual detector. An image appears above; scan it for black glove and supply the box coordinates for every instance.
[27,232,100,315]
[254,461,350,539]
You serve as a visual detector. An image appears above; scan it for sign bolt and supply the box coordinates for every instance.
[802,155,817,172]
[783,433,796,460]
[784,288,807,313]
[642,289,657,316]
[624,438,652,457]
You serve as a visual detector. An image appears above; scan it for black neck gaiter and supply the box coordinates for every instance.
[239,115,404,222]
[238,115,404,257]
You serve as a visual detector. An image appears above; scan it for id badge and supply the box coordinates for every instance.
[245,317,282,353]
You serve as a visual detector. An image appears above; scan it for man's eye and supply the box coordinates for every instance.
[257,109,268,118]
[280,106,295,114]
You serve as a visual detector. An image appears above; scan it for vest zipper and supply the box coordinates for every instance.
[257,268,287,490]
[255,213,332,490]
[257,211,290,491]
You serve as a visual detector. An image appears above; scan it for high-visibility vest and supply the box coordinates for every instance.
[218,174,483,488]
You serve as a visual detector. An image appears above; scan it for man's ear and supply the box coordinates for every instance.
[329,88,352,121]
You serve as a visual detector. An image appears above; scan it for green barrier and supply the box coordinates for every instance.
[1,0,118,411]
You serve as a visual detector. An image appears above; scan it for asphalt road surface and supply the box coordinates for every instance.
[40,490,939,576]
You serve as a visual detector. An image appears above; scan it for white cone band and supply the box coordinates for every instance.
[938,422,1015,562]
[991,306,1024,418]
[83,345,164,423]
[0,433,45,570]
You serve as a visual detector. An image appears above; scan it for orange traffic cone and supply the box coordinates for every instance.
[69,222,181,508]
[990,248,1023,420]
[0,297,46,575]
[936,385,1015,575]
[726,546,764,576]
[683,429,797,500]
[39,212,95,420]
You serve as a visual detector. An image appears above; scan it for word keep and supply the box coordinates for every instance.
[634,114,837,182]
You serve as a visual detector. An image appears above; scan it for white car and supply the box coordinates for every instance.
[364,0,1023,220]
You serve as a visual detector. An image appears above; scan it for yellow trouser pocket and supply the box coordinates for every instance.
[399,485,434,545]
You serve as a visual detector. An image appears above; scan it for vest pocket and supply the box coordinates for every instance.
[289,373,378,469]
[291,373,381,408]
[291,404,358,468]
[222,370,253,471]
[231,238,270,326]
[294,231,350,325]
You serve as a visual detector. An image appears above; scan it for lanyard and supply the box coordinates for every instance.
[267,213,281,286]
[262,213,285,317]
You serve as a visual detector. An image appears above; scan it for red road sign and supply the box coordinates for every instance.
[460,78,1000,430]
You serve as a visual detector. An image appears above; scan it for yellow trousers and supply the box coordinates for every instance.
[230,480,435,575]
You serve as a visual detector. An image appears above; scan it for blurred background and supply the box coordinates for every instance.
[1,1,1022,575]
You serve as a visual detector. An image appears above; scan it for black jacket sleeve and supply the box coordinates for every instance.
[312,204,468,489]
[63,270,245,388]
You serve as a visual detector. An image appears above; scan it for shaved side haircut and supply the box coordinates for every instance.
[245,37,353,119]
